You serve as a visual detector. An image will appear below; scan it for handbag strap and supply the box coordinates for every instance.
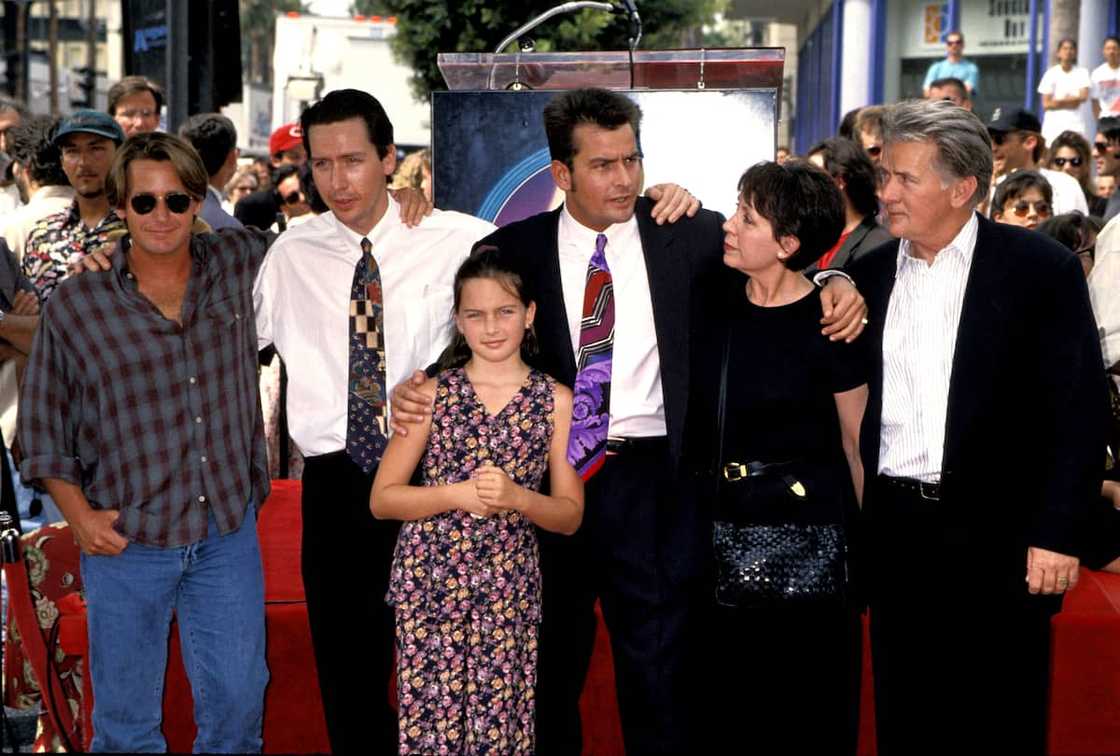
[714,327,732,476]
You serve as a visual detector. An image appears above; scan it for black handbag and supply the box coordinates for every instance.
[711,332,848,609]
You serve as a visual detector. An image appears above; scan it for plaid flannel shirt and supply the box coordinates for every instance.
[19,229,271,547]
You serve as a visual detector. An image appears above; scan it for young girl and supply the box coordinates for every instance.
[370,245,584,755]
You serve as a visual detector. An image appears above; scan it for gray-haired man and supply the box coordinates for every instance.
[850,99,1106,754]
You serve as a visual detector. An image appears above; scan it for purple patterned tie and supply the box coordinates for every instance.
[346,237,388,473]
[567,233,614,480]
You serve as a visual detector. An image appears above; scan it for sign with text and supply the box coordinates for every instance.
[903,0,1041,57]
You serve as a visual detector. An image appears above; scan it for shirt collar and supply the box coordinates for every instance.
[896,211,979,271]
[558,203,638,259]
[330,195,400,256]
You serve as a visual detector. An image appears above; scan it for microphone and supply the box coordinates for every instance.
[615,0,642,49]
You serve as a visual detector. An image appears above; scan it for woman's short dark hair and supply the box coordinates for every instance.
[437,243,537,370]
[736,160,846,272]
[991,170,1053,217]
[807,137,879,218]
[7,115,67,187]
[300,88,394,161]
[543,88,642,167]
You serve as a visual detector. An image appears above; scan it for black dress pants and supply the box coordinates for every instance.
[867,477,1060,756]
[302,451,400,754]
[535,439,708,755]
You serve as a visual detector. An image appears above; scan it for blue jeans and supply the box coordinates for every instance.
[80,505,269,753]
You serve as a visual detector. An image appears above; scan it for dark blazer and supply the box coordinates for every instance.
[200,190,244,232]
[849,214,1107,560]
[0,238,36,310]
[478,197,726,469]
[830,216,893,270]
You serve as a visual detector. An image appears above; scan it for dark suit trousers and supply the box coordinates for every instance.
[867,478,1060,756]
[536,440,706,755]
[302,451,400,754]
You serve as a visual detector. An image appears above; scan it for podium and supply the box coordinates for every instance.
[431,49,785,224]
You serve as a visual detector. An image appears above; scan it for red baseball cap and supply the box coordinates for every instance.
[269,122,303,156]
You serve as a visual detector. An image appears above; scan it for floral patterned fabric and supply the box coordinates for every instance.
[387,367,555,755]
[3,523,84,752]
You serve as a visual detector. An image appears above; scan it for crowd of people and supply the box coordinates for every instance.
[0,41,1116,756]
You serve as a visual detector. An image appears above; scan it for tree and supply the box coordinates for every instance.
[241,0,306,85]
[351,0,391,14]
[380,0,731,101]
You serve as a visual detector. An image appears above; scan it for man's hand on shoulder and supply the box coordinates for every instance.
[643,183,701,225]
[68,244,115,276]
[391,187,433,228]
[389,369,434,436]
[819,275,868,342]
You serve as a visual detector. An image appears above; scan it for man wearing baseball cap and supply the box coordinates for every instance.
[22,109,126,301]
[235,122,306,230]
[987,106,1088,215]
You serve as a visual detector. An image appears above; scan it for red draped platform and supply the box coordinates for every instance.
[4,481,1119,754]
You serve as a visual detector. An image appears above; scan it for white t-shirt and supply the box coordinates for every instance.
[1038,64,1093,143]
[1093,63,1120,117]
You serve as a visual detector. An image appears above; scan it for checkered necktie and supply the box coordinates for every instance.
[566,233,614,480]
[346,237,388,472]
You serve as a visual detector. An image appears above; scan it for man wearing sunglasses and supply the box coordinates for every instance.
[22,110,126,302]
[18,132,273,752]
[922,31,979,98]
[987,107,1088,215]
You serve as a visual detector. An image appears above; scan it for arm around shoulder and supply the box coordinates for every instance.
[371,376,480,521]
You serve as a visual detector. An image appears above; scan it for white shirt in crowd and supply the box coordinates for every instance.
[879,212,978,482]
[1092,62,1120,117]
[253,196,495,457]
[0,184,74,263]
[1037,64,1093,145]
[1088,212,1120,370]
[558,205,666,439]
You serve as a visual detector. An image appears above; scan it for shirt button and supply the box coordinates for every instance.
[200,455,208,463]
[234,312,241,320]
[189,377,197,384]
[195,416,202,424]
[198,495,206,503]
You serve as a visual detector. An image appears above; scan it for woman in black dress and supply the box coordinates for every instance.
[691,161,869,754]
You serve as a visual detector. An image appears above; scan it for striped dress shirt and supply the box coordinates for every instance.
[878,212,978,482]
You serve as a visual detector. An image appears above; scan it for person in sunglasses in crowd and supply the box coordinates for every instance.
[1046,130,1107,217]
[854,105,886,165]
[270,163,312,231]
[990,170,1053,230]
[922,30,979,97]
[235,122,306,231]
[17,132,273,752]
[987,107,1088,215]
[1096,117,1120,221]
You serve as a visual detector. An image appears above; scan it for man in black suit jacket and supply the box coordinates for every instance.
[460,88,866,754]
[850,100,1107,755]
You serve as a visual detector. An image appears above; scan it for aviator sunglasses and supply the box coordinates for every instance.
[1009,199,1051,217]
[129,192,194,215]
[1051,156,1083,168]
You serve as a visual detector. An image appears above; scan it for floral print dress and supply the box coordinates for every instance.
[387,367,555,755]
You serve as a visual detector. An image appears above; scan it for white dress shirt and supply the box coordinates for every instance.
[557,205,666,438]
[254,198,495,456]
[879,212,978,482]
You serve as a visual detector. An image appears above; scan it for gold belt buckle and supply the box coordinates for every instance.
[722,463,748,481]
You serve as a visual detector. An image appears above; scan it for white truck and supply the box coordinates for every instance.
[270,12,430,149]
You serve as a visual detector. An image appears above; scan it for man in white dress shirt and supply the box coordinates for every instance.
[252,89,495,753]
[853,99,1105,755]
